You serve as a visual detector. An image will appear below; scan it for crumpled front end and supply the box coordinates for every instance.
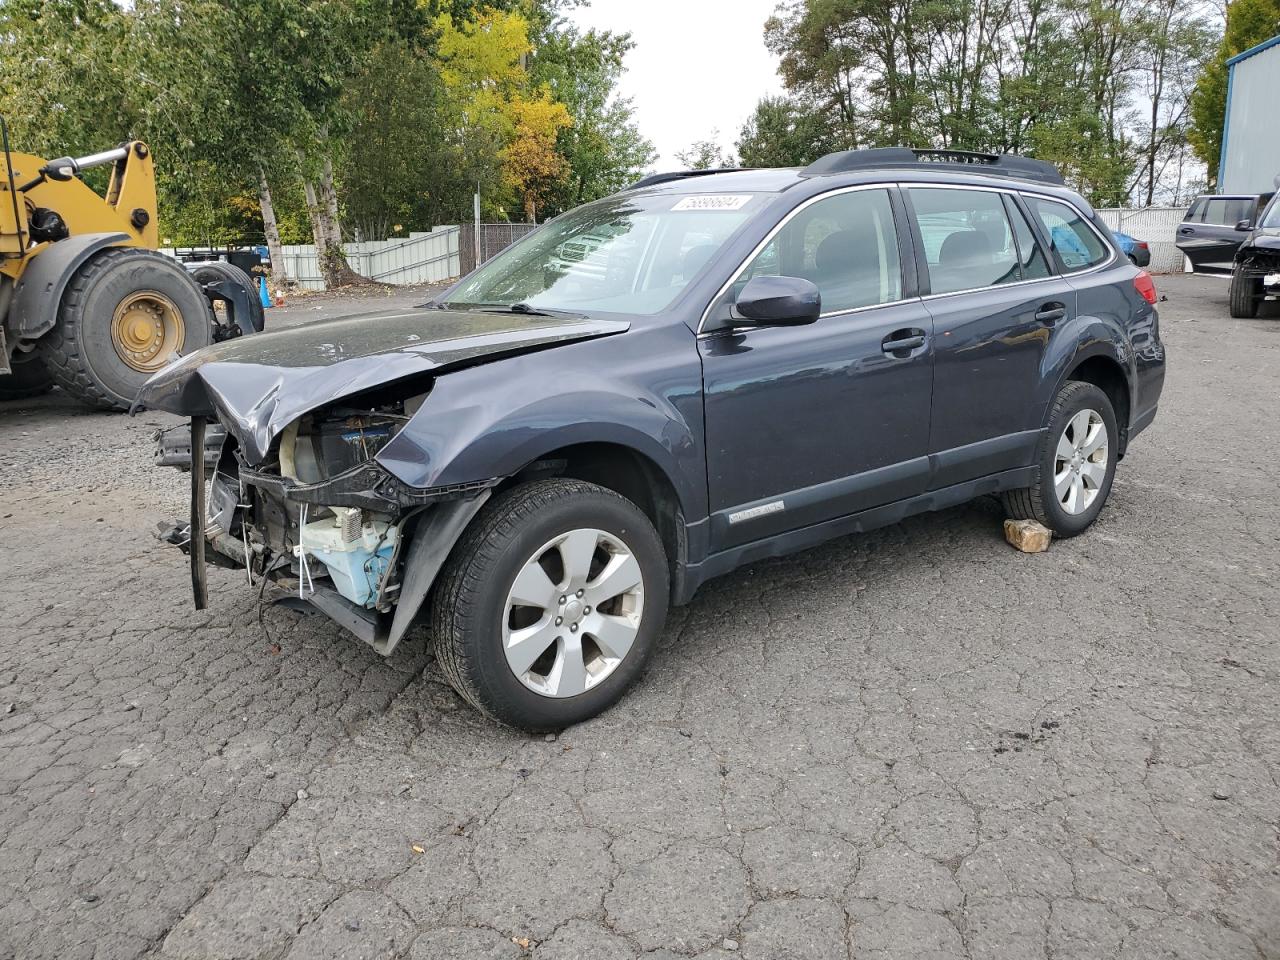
[141,307,630,650]
[155,395,494,656]
[1237,234,1280,297]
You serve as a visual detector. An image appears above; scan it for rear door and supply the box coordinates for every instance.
[908,186,1075,489]
[1178,196,1254,275]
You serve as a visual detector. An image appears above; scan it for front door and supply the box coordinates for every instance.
[699,187,934,551]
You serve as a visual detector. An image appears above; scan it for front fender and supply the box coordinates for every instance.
[374,326,707,521]
[10,232,129,340]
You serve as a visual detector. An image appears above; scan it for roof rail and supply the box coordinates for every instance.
[626,168,749,191]
[802,148,1064,186]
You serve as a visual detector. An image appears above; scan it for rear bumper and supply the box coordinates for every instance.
[1129,403,1159,445]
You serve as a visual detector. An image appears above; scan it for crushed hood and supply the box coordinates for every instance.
[136,306,628,464]
[1245,228,1280,252]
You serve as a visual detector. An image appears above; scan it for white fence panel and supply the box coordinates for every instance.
[270,226,462,291]
[280,244,324,290]
[1096,207,1187,274]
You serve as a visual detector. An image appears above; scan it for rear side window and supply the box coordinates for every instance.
[1185,198,1206,223]
[1200,197,1252,226]
[738,188,903,313]
[1026,197,1110,272]
[908,187,1022,294]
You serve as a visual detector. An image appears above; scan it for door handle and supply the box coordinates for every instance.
[881,330,926,353]
[1178,227,1194,235]
[1035,302,1066,324]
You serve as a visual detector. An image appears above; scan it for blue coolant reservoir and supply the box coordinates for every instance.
[299,509,398,608]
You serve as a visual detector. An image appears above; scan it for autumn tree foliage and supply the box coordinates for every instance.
[0,0,654,280]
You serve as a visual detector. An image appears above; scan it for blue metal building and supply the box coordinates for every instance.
[1219,34,1280,194]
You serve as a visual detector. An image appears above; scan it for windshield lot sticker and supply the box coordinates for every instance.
[672,195,753,212]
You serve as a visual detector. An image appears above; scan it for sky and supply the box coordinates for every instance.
[568,0,785,170]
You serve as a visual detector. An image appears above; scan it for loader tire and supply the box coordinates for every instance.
[39,248,213,411]
[189,260,266,333]
[0,351,54,401]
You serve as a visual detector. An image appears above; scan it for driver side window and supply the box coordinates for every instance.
[738,189,903,314]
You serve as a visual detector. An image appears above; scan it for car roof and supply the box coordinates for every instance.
[627,165,1093,211]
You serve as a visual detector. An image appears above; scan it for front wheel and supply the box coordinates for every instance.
[1003,381,1118,537]
[432,479,669,731]
[1229,267,1261,319]
[39,248,213,411]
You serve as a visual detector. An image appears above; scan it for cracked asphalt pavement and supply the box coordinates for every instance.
[2,274,1278,960]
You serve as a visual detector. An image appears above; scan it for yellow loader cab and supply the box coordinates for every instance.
[0,119,262,409]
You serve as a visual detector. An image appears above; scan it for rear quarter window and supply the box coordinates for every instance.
[1026,197,1111,273]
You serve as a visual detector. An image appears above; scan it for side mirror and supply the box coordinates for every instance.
[1235,219,1253,231]
[733,275,821,326]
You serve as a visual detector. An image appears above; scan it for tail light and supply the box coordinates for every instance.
[1136,241,1149,251]
[1134,270,1157,305]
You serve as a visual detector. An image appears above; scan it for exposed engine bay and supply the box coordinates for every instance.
[155,393,494,655]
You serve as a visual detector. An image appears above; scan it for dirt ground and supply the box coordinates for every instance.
[1,274,1277,960]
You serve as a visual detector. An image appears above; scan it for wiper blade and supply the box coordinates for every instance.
[479,302,583,318]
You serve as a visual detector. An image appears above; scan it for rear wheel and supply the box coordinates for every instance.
[0,351,54,401]
[1229,266,1260,318]
[1003,381,1118,538]
[39,248,213,411]
[432,479,669,731]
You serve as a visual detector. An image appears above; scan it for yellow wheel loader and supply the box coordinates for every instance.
[0,119,263,409]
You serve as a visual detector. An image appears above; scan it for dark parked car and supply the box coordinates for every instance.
[1112,230,1151,267]
[1176,192,1274,275]
[141,148,1166,730]
[1227,192,1280,318]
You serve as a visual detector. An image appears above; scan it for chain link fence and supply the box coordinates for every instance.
[459,222,540,275]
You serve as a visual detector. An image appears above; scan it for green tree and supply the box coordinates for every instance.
[737,96,838,167]
[531,26,655,211]
[759,0,1218,205]
[675,134,735,170]
[1189,0,1280,184]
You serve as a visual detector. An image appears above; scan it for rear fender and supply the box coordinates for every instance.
[1040,315,1135,439]
[9,232,128,340]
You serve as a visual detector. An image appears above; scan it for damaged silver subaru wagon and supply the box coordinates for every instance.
[142,149,1165,730]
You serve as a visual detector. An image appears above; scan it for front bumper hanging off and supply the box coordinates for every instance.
[155,417,494,656]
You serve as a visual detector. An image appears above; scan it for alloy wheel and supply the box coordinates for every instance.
[1054,408,1108,515]
[502,528,645,698]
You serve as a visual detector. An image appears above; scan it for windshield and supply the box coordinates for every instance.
[1262,197,1280,229]
[446,192,768,315]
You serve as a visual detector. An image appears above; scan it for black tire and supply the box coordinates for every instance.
[0,351,55,401]
[39,248,213,411]
[1229,266,1260,319]
[1002,380,1119,538]
[188,260,265,333]
[432,478,669,731]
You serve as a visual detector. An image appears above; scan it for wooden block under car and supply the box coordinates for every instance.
[1004,519,1052,553]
